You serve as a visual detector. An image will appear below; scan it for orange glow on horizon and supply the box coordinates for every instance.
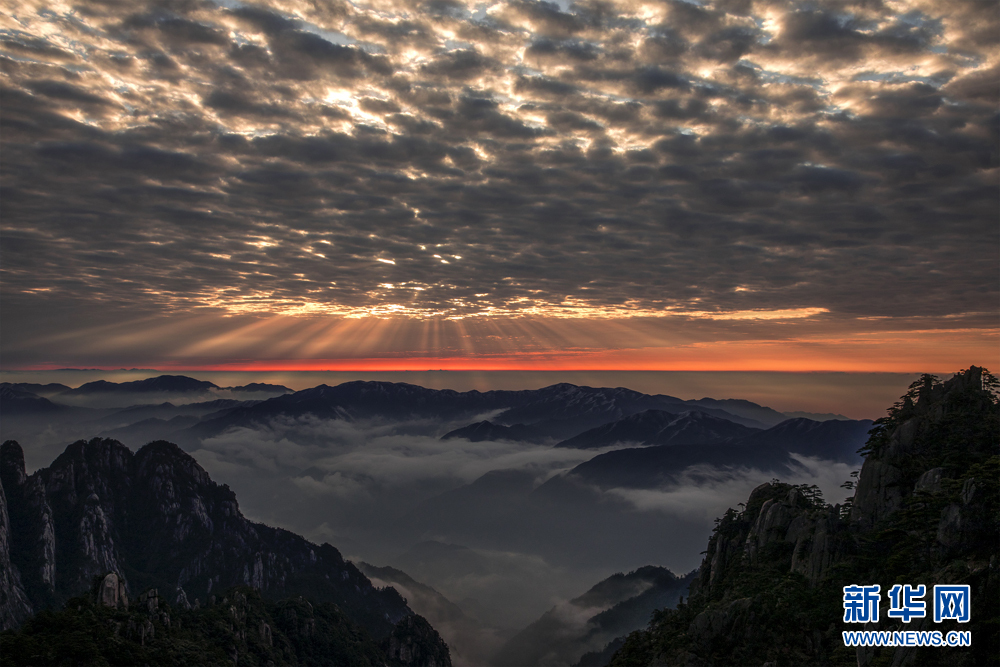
[8,312,997,375]
[19,331,995,375]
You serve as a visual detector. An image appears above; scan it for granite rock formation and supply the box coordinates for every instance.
[606,366,999,667]
[0,436,447,662]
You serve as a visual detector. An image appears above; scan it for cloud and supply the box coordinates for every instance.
[604,454,856,522]
[0,0,996,369]
[195,413,606,491]
[184,415,639,629]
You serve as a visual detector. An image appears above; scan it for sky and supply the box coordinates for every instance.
[1,0,997,373]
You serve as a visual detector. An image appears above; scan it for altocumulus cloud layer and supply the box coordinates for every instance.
[1,0,997,364]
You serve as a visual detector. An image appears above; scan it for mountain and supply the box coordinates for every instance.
[782,410,852,422]
[83,399,262,448]
[493,566,696,667]
[97,416,202,447]
[175,382,503,444]
[2,377,777,454]
[399,410,873,595]
[0,436,451,661]
[441,421,546,443]
[0,393,268,468]
[358,563,470,634]
[737,417,874,460]
[2,383,71,398]
[359,562,501,667]
[490,384,769,435]
[684,398,789,427]
[556,410,761,449]
[92,399,260,426]
[558,417,871,491]
[0,385,69,415]
[229,383,294,394]
[59,375,220,396]
[176,381,770,448]
[606,366,999,666]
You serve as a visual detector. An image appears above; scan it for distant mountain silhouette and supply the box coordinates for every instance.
[228,382,293,394]
[559,418,871,492]
[494,566,696,667]
[556,409,761,449]
[490,383,770,434]
[737,417,874,460]
[3,377,783,450]
[781,410,851,421]
[53,375,293,398]
[0,384,70,415]
[59,375,220,396]
[97,415,201,446]
[3,382,71,397]
[441,421,545,442]
[684,398,789,427]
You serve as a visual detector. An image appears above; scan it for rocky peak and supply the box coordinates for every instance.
[1,441,27,489]
[384,613,452,667]
[0,436,418,643]
[0,470,34,630]
[696,480,836,598]
[607,366,998,667]
[96,572,129,609]
[850,366,997,530]
[133,440,220,509]
[43,438,134,509]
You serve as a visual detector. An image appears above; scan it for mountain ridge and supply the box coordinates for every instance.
[3,377,787,453]
[555,409,764,449]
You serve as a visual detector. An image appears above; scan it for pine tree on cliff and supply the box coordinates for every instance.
[606,366,998,667]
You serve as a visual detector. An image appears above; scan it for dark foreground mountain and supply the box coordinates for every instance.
[494,566,696,667]
[0,437,451,664]
[1,582,449,666]
[603,366,999,666]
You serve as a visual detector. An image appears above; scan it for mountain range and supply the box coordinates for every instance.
[2,375,864,454]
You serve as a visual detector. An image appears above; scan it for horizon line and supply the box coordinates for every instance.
[1,366,957,374]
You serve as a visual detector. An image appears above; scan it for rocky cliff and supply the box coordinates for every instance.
[0,436,450,664]
[607,366,999,667]
[0,472,33,628]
